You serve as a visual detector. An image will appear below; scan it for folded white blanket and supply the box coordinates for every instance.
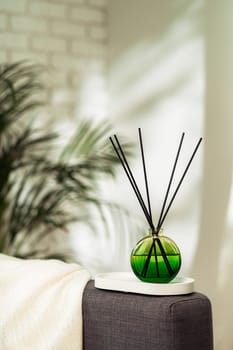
[0,254,90,350]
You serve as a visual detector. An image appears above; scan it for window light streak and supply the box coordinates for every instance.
[217,178,233,288]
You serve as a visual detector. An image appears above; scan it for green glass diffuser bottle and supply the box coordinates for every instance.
[110,130,202,284]
[130,228,181,283]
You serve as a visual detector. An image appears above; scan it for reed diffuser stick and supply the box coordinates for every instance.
[140,135,202,279]
[110,133,173,279]
[153,240,160,277]
[156,132,185,230]
[109,136,154,230]
[138,128,152,221]
[110,131,201,282]
[138,128,174,278]
[157,137,202,231]
[141,239,154,277]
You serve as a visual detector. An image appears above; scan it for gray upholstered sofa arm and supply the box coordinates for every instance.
[82,280,213,350]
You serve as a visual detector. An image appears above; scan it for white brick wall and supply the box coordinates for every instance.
[49,0,84,4]
[51,21,85,38]
[11,50,49,64]
[0,0,27,13]
[0,14,7,30]
[29,2,66,19]
[0,51,7,62]
[70,6,105,23]
[51,54,83,71]
[89,25,107,41]
[88,0,107,8]
[31,35,67,52]
[71,39,106,56]
[0,0,108,122]
[0,32,29,49]
[10,16,48,33]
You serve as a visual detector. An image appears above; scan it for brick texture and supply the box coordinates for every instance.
[51,20,85,38]
[0,0,108,123]
[0,51,8,62]
[89,25,107,41]
[70,6,105,23]
[0,32,28,49]
[29,1,66,19]
[10,16,48,33]
[0,14,7,30]
[0,0,27,13]
[88,0,107,7]
[31,35,67,52]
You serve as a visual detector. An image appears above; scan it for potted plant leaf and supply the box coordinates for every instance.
[0,61,135,262]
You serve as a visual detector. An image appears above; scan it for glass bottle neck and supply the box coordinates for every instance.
[148,227,163,236]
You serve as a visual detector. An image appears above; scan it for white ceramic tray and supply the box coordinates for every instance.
[95,272,194,296]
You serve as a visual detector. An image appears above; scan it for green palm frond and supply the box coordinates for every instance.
[60,118,133,177]
[0,61,137,262]
[1,127,56,170]
[0,61,43,138]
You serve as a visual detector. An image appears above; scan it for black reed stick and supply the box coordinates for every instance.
[156,132,185,230]
[156,237,173,276]
[138,128,174,279]
[141,239,154,277]
[113,135,154,229]
[140,236,173,278]
[157,137,202,232]
[138,129,173,277]
[138,128,152,221]
[109,136,154,230]
[110,131,202,282]
[110,132,174,279]
[153,239,159,277]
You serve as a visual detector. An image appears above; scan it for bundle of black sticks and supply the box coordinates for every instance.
[110,130,202,279]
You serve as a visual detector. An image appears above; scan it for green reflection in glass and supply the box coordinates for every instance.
[130,229,181,283]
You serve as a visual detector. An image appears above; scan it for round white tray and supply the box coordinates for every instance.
[95,272,194,296]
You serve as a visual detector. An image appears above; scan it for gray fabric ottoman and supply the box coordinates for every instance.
[82,280,213,350]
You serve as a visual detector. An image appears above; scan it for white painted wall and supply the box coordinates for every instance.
[108,0,233,349]
[0,0,108,126]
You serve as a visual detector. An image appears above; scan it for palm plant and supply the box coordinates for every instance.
[0,61,135,261]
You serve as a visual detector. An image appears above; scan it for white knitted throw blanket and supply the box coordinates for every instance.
[0,254,90,350]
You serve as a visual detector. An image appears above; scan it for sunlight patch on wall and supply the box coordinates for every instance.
[109,9,204,123]
[76,71,108,121]
[49,59,108,123]
[217,178,233,288]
